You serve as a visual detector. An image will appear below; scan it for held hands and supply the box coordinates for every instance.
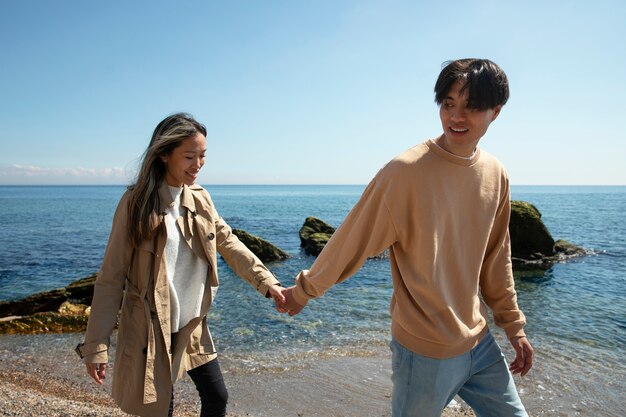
[268,284,288,313]
[86,362,107,384]
[508,336,534,377]
[271,285,306,316]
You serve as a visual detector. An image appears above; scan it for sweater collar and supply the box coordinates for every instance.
[426,138,481,167]
[158,181,197,215]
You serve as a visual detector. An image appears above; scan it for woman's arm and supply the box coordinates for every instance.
[78,192,133,367]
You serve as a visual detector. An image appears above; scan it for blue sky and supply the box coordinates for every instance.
[1,0,624,185]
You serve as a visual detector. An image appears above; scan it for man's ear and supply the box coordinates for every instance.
[491,105,503,122]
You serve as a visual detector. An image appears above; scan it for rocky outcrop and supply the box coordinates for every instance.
[0,274,96,318]
[509,201,586,270]
[0,275,95,334]
[299,217,336,256]
[0,301,90,335]
[0,277,94,335]
[554,239,587,256]
[509,201,555,259]
[232,229,290,262]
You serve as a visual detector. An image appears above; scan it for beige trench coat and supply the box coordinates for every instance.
[77,182,279,416]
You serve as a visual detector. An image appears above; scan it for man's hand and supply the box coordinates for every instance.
[509,336,533,376]
[281,286,307,316]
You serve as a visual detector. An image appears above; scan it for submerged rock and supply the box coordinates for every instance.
[554,239,587,257]
[232,229,290,262]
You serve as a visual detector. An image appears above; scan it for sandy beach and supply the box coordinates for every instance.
[3,326,621,417]
[0,332,486,417]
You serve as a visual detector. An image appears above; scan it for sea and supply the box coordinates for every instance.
[0,184,624,417]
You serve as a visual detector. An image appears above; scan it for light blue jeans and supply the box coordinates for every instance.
[390,331,528,417]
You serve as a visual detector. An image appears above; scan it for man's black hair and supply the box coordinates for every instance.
[434,59,509,110]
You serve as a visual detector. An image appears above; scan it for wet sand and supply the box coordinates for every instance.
[0,333,484,417]
[0,355,476,417]
[4,331,618,417]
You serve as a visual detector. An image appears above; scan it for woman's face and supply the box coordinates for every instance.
[161,133,206,187]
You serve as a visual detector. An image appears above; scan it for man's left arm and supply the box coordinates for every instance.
[480,180,533,374]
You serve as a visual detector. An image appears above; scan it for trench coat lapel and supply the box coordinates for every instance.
[159,183,209,262]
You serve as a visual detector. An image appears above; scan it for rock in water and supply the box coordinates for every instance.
[553,239,587,256]
[509,201,555,259]
[0,311,89,334]
[0,275,96,334]
[232,229,290,262]
[299,217,336,256]
[0,274,97,318]
[509,201,586,270]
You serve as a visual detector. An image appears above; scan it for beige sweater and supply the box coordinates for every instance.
[292,140,526,359]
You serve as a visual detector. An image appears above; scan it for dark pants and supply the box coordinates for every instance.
[168,358,228,417]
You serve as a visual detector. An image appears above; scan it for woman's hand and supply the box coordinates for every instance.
[268,284,288,313]
[86,362,107,385]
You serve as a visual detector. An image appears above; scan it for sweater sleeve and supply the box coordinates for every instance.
[81,192,133,363]
[292,178,398,305]
[479,179,527,339]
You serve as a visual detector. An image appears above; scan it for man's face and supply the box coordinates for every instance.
[438,81,501,157]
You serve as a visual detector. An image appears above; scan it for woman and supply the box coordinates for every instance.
[75,113,285,417]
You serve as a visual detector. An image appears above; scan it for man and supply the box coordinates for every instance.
[280,59,533,417]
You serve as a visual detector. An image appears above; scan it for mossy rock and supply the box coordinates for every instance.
[554,239,587,256]
[0,288,69,317]
[299,217,390,258]
[299,217,336,246]
[299,217,335,256]
[509,204,586,270]
[0,311,89,334]
[232,229,290,262]
[304,232,333,256]
[65,273,97,304]
[509,201,555,259]
[58,300,90,316]
[0,273,96,318]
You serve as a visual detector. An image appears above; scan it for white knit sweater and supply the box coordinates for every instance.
[164,186,208,332]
